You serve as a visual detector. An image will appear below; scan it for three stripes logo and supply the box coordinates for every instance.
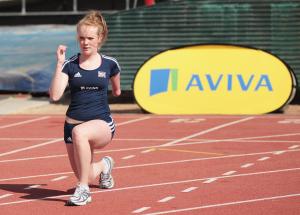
[150,69,178,96]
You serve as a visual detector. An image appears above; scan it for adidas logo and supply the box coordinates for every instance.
[67,137,72,142]
[74,72,82,78]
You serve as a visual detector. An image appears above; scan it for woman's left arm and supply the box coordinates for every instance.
[110,73,121,97]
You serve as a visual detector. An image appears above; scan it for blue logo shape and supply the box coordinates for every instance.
[150,69,170,96]
[150,69,178,96]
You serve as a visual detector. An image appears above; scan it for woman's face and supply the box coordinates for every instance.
[77,24,102,56]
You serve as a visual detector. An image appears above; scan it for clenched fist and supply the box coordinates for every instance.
[56,45,67,65]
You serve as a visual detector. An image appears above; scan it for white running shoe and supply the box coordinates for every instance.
[99,156,115,189]
[67,184,91,206]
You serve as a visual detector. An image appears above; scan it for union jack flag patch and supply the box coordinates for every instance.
[98,71,106,78]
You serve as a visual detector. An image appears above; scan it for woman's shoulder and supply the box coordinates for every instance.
[101,54,119,64]
[101,54,121,70]
[63,54,79,67]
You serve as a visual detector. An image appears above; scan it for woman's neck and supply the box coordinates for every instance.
[79,53,101,70]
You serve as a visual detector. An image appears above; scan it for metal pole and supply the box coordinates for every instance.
[133,0,138,8]
[126,0,130,10]
[21,0,26,14]
[73,0,77,12]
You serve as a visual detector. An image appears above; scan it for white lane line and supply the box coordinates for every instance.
[183,133,300,145]
[1,149,300,182]
[0,116,50,129]
[0,154,68,163]
[289,145,299,149]
[0,116,150,159]
[122,155,136,160]
[117,116,151,126]
[51,176,68,181]
[116,138,175,141]
[231,140,300,143]
[24,185,41,190]
[132,207,151,214]
[273,151,286,155]
[144,193,300,215]
[182,187,198,193]
[203,178,217,184]
[162,117,254,146]
[158,196,175,203]
[0,138,63,157]
[0,167,300,206]
[0,194,13,199]
[222,171,236,176]
[1,133,299,163]
[258,157,270,161]
[141,149,156,154]
[0,138,56,141]
[241,163,254,168]
[0,171,73,182]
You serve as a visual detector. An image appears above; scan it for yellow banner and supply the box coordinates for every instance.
[133,45,296,114]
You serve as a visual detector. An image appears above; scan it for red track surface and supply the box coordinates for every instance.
[0,114,299,214]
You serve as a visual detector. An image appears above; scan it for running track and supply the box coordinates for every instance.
[0,114,299,214]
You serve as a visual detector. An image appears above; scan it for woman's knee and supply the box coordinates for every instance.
[72,125,88,145]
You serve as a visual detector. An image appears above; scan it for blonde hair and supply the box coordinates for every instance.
[77,10,108,44]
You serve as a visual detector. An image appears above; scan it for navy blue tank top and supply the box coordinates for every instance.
[62,53,121,121]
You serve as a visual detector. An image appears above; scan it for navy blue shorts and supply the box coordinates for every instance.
[64,116,116,144]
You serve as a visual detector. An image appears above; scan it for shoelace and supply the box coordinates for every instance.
[101,173,110,184]
[102,172,110,179]
[73,185,88,198]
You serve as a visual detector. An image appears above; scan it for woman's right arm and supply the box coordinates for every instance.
[49,45,69,101]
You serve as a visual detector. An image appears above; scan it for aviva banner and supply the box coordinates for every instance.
[133,44,297,114]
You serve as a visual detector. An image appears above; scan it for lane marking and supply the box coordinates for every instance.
[1,132,300,163]
[117,116,151,126]
[132,207,151,214]
[258,157,270,161]
[141,149,156,154]
[0,116,150,159]
[232,140,300,143]
[24,185,41,190]
[0,194,13,199]
[0,116,50,129]
[203,178,217,184]
[0,138,63,158]
[158,196,175,203]
[144,193,300,215]
[278,119,300,124]
[0,154,68,163]
[115,138,175,141]
[1,167,299,206]
[180,133,300,146]
[241,163,254,168]
[0,115,297,119]
[169,118,205,123]
[122,155,136,160]
[222,171,236,176]
[51,176,68,181]
[235,133,300,140]
[0,138,56,141]
[182,187,198,193]
[0,171,73,182]
[157,148,223,156]
[273,151,286,155]
[1,149,300,182]
[289,145,299,149]
[162,117,254,146]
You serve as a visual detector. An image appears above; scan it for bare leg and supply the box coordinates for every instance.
[65,144,79,179]
[72,120,112,185]
[66,144,107,183]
